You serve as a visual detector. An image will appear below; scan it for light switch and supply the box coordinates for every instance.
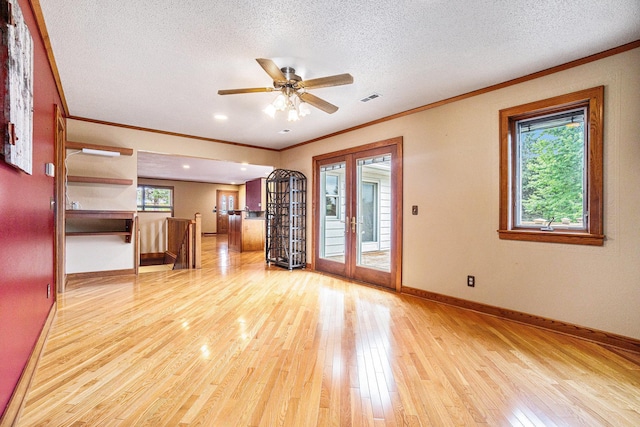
[412,205,418,215]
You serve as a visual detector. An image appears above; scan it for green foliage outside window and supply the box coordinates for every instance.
[137,185,173,212]
[518,119,585,226]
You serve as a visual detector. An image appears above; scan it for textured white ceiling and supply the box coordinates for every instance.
[137,151,273,185]
[40,1,640,151]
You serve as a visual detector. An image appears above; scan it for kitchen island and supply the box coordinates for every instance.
[228,210,265,252]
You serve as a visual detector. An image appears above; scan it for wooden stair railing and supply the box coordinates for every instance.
[173,227,190,270]
[166,213,201,270]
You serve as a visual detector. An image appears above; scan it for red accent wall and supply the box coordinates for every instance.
[0,0,63,415]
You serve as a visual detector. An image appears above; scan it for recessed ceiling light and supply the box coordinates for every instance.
[214,114,228,120]
[240,167,247,171]
[183,164,190,169]
[230,182,236,185]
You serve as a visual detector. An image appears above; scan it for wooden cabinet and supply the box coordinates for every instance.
[246,178,266,211]
[228,211,265,252]
[228,212,241,251]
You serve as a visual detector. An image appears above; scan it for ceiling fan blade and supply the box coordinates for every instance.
[256,58,287,82]
[217,87,274,95]
[298,92,339,114]
[299,73,354,89]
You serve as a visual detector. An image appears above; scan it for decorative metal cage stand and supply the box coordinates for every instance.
[265,169,307,270]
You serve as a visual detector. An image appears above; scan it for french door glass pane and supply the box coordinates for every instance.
[221,195,227,214]
[361,182,377,242]
[357,155,391,272]
[319,162,346,263]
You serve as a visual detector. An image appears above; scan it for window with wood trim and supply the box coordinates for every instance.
[498,86,604,245]
[137,184,174,213]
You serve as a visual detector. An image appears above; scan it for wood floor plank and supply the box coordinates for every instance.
[17,235,640,426]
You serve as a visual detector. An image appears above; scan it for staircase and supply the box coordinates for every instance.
[167,213,202,270]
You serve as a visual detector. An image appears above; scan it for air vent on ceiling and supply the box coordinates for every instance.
[278,129,291,134]
[360,93,382,103]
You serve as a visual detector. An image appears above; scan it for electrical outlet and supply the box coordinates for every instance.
[467,275,475,287]
[47,283,51,298]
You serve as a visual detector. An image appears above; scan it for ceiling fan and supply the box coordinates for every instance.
[217,58,354,116]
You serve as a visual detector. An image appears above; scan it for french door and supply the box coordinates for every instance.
[314,138,402,290]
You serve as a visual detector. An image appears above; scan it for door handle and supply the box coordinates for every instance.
[351,217,357,233]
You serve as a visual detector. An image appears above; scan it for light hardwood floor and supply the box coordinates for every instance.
[19,236,640,426]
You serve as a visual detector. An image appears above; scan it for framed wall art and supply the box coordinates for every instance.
[3,0,34,174]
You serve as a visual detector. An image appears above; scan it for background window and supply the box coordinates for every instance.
[498,86,604,245]
[137,185,174,213]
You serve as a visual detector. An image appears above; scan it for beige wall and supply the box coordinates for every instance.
[281,48,640,340]
[65,148,137,211]
[138,178,241,235]
[137,211,170,254]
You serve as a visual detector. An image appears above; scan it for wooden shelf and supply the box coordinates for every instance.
[66,141,133,156]
[66,231,132,237]
[65,210,135,219]
[65,210,136,242]
[67,175,133,186]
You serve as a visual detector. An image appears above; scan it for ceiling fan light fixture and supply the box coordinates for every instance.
[299,101,311,117]
[273,93,287,111]
[263,103,276,118]
[264,89,308,121]
[219,59,353,120]
[287,108,299,122]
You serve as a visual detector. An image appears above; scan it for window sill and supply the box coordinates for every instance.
[498,229,605,246]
